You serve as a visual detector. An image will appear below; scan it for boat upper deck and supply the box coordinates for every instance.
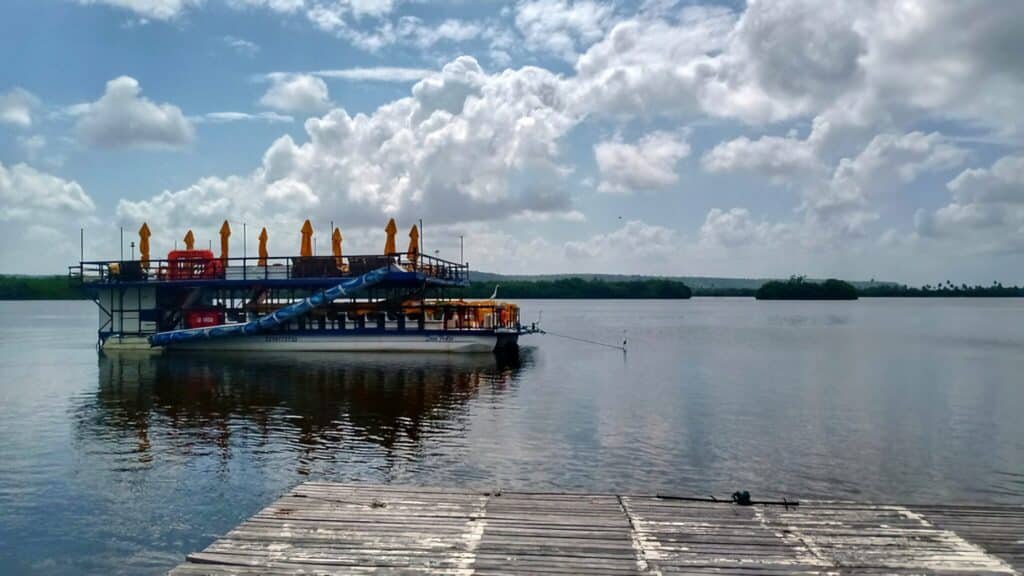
[69,252,470,290]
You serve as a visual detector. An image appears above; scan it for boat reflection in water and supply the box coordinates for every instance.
[80,350,529,476]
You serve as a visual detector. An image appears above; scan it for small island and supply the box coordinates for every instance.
[756,276,858,300]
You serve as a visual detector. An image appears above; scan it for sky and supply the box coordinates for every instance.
[1,0,1023,283]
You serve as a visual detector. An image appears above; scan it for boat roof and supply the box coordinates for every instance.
[70,253,469,290]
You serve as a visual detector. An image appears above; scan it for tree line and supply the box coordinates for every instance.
[2,274,1022,300]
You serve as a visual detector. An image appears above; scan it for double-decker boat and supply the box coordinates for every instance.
[69,219,536,353]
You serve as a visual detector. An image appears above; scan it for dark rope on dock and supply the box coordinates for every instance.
[656,492,799,508]
[540,329,627,352]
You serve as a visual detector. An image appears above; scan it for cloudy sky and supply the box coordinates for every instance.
[1,0,1022,283]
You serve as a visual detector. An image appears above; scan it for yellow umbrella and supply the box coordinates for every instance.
[184,229,195,251]
[407,224,419,263]
[300,219,313,257]
[258,227,269,266]
[219,220,231,263]
[138,222,151,269]
[332,227,343,268]
[384,218,397,255]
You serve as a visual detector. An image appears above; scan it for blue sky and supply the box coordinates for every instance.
[1,0,1023,283]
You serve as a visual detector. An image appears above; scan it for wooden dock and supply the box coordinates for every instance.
[171,482,1023,575]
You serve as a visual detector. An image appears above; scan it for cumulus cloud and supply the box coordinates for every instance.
[0,87,40,127]
[0,162,97,272]
[564,220,679,264]
[806,132,966,237]
[700,208,792,248]
[916,155,1024,253]
[515,0,613,61]
[704,129,966,240]
[702,132,825,185]
[118,56,579,238]
[75,76,194,149]
[259,73,332,114]
[571,0,1024,134]
[594,131,690,194]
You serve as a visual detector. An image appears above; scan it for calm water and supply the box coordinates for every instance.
[1,299,1023,574]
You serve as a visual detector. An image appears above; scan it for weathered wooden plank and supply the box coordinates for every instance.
[172,483,1024,575]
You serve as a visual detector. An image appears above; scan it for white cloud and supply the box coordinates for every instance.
[700,207,792,248]
[75,76,195,149]
[572,0,1024,135]
[194,111,294,123]
[259,73,332,113]
[704,129,967,240]
[398,17,483,49]
[118,56,579,239]
[514,0,612,61]
[76,0,202,21]
[314,67,431,82]
[806,131,966,237]
[0,87,40,127]
[0,162,97,273]
[17,135,46,160]
[305,10,488,53]
[564,220,679,262]
[916,155,1024,253]
[228,0,305,13]
[702,132,824,185]
[0,162,95,220]
[594,131,690,194]
[223,35,260,56]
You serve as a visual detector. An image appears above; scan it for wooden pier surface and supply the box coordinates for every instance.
[171,482,1024,575]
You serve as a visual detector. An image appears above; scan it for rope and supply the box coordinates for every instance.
[541,329,627,352]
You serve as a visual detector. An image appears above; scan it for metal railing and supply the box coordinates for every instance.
[68,253,468,286]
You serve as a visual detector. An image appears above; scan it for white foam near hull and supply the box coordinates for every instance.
[103,333,506,353]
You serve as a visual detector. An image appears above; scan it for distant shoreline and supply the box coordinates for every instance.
[2,274,1021,300]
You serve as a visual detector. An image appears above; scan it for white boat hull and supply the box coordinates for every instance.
[102,333,506,353]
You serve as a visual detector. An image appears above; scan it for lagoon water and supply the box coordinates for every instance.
[1,298,1023,574]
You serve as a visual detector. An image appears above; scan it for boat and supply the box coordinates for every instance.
[69,219,537,353]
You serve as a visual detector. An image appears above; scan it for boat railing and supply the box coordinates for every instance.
[68,252,468,286]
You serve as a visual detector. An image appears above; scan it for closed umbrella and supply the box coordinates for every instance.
[384,218,397,255]
[332,227,343,268]
[258,228,269,266]
[219,220,231,264]
[138,222,151,269]
[407,224,419,264]
[300,219,313,257]
[184,229,195,251]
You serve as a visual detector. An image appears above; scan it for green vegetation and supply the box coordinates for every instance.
[756,276,858,300]
[0,275,85,300]
[454,277,692,299]
[2,273,1021,301]
[859,282,1024,297]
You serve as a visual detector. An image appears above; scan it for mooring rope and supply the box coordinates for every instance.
[540,329,627,352]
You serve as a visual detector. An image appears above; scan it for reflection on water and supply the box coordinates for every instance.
[80,351,526,475]
[2,299,1024,575]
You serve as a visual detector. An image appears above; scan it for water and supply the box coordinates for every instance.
[1,299,1022,574]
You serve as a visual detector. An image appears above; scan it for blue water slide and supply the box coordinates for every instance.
[148,266,393,347]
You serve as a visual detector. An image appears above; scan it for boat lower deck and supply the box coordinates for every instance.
[170,482,1024,575]
[103,330,519,353]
